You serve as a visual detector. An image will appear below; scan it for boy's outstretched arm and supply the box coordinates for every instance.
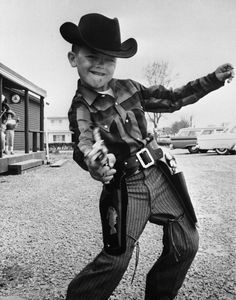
[214,63,234,82]
[141,62,234,113]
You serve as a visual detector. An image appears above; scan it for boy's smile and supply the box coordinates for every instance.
[68,46,117,92]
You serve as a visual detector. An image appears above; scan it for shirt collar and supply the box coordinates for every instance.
[77,79,116,106]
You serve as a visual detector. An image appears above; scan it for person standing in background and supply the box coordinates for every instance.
[0,118,7,155]
[5,110,19,155]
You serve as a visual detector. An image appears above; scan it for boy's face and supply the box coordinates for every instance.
[68,46,117,92]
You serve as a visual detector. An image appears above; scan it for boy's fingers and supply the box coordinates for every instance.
[104,178,113,184]
[221,63,233,70]
[87,148,105,166]
[107,153,116,168]
[106,168,116,176]
[103,170,117,184]
[87,147,102,159]
[101,166,116,176]
[228,69,234,77]
[224,70,234,83]
[225,63,233,70]
[216,63,233,74]
[101,167,116,183]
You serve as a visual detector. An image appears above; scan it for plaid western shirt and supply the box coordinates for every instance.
[68,73,223,170]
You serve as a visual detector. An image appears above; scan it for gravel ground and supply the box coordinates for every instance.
[0,150,235,300]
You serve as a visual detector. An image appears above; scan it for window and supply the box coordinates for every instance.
[53,135,65,142]
[177,131,188,137]
[201,129,213,135]
[177,129,201,137]
[188,130,201,136]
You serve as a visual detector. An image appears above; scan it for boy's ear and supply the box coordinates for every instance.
[67,51,77,67]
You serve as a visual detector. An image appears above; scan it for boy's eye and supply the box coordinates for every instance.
[87,55,96,59]
[106,57,116,63]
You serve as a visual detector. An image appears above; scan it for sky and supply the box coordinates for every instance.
[0,0,235,128]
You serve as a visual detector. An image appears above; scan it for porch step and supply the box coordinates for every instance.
[8,159,44,174]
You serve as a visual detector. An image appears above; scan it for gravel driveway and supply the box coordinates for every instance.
[0,150,235,300]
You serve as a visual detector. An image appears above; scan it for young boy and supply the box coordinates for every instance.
[60,13,234,300]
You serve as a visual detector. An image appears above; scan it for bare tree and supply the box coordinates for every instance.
[170,115,193,135]
[144,61,178,138]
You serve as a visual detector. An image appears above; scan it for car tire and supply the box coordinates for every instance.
[199,149,208,153]
[215,148,229,155]
[187,146,199,154]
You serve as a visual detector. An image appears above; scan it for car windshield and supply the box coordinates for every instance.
[201,128,224,135]
[177,129,202,136]
[201,129,213,135]
[189,130,202,136]
[177,131,188,137]
[222,126,235,133]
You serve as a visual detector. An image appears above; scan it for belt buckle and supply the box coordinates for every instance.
[136,147,155,169]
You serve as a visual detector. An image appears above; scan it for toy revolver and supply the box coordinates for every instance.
[92,127,108,164]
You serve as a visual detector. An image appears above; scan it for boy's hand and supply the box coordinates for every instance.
[86,127,116,183]
[102,153,116,184]
[86,149,116,183]
[215,63,234,82]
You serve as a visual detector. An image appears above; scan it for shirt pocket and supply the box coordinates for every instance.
[92,109,118,133]
[100,122,111,133]
[92,114,112,133]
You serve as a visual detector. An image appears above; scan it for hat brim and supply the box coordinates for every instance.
[7,111,16,117]
[60,22,137,58]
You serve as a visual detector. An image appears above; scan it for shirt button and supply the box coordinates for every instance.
[115,102,118,105]
[104,125,108,129]
[101,94,106,98]
[125,119,129,123]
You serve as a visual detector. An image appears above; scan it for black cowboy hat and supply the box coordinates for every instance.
[60,13,137,58]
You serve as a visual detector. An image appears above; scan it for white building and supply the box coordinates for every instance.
[45,116,72,143]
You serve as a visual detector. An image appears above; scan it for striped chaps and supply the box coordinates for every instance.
[66,165,199,300]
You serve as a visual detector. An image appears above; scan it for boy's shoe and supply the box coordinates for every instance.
[10,151,14,155]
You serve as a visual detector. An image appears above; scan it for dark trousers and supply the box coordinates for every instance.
[66,166,199,300]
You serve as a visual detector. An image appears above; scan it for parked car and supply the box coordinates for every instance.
[197,125,236,155]
[156,135,171,146]
[170,127,224,154]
